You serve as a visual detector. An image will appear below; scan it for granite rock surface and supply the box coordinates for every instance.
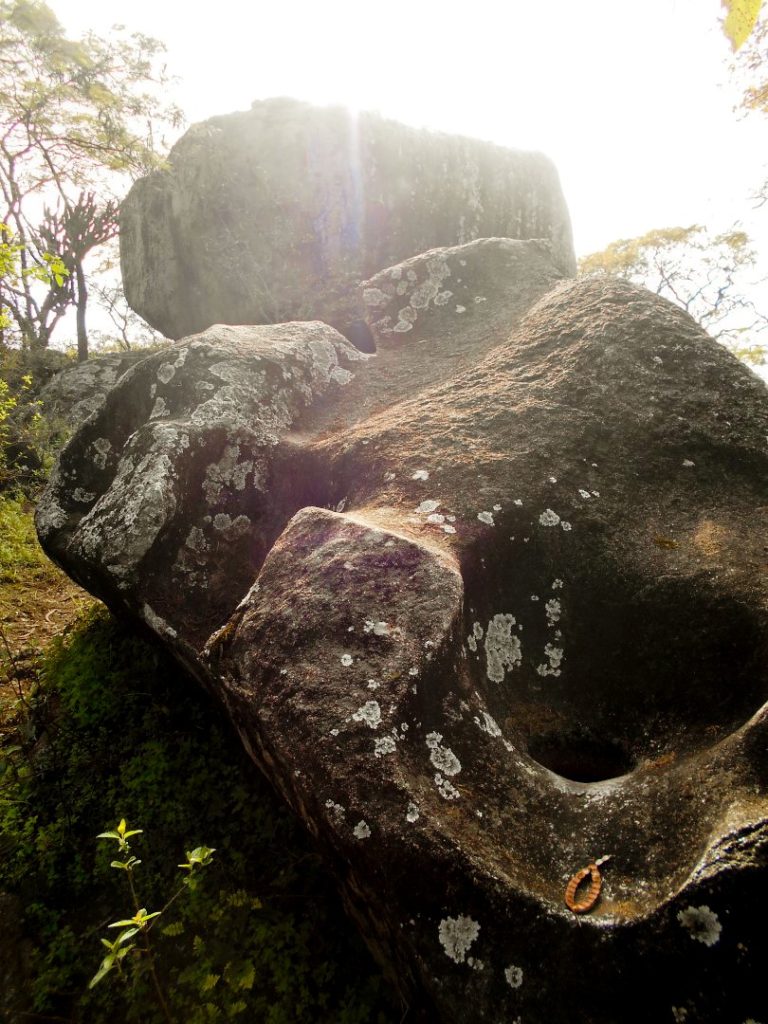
[38,244,768,1024]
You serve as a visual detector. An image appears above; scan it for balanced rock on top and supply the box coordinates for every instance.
[119,98,576,344]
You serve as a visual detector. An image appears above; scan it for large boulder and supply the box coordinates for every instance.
[37,244,768,1024]
[120,99,576,343]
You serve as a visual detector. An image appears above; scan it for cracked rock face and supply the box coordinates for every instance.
[38,243,768,1024]
[119,98,576,342]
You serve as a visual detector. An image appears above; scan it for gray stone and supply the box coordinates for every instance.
[120,98,575,342]
[37,244,768,1024]
[38,350,155,427]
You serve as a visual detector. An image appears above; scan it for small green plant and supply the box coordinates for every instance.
[0,607,397,1023]
[91,817,215,1021]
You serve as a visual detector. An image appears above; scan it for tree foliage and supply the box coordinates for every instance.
[0,0,182,357]
[731,3,768,204]
[579,225,768,364]
[721,0,764,52]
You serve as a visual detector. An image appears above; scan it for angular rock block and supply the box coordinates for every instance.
[38,242,768,1024]
[120,98,576,342]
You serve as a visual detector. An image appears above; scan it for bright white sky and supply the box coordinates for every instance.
[60,0,767,262]
[56,0,768,347]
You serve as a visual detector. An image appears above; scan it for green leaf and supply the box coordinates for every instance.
[110,855,141,870]
[109,908,161,929]
[179,845,216,870]
[89,957,115,989]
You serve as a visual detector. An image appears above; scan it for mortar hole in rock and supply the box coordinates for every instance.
[528,732,635,783]
[342,320,376,353]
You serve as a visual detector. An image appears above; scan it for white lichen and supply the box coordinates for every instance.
[352,701,382,729]
[474,711,502,737]
[212,513,251,537]
[406,802,420,823]
[416,499,440,514]
[330,365,354,385]
[325,799,346,824]
[505,965,524,989]
[539,509,560,527]
[434,773,460,800]
[429,742,461,776]
[340,654,353,667]
[561,521,572,531]
[484,614,522,682]
[362,287,389,308]
[141,603,178,639]
[363,620,391,636]
[438,915,480,963]
[374,736,397,757]
[72,488,96,504]
[477,511,495,526]
[536,643,564,677]
[545,598,562,626]
[677,905,721,947]
[185,526,208,553]
[150,396,168,420]
[91,437,112,469]
[353,820,371,840]
[412,469,429,481]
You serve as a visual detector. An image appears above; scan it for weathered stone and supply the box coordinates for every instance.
[120,98,576,343]
[37,350,154,427]
[38,245,768,1023]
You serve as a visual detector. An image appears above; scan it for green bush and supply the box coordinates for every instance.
[0,491,55,583]
[0,607,397,1023]
[0,346,72,495]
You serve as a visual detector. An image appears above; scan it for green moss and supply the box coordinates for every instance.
[0,607,398,1023]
